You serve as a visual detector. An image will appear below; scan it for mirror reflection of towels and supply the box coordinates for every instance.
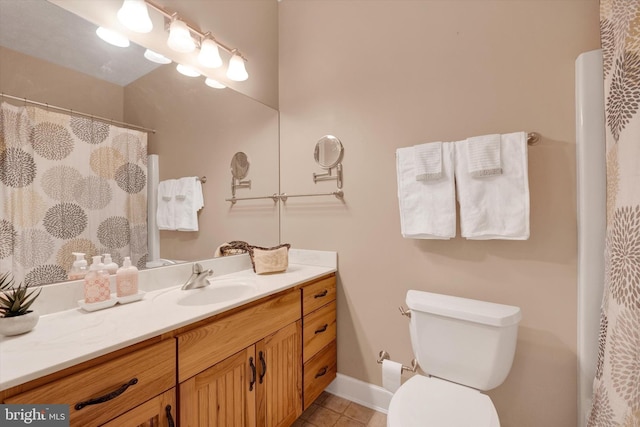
[175,177,204,232]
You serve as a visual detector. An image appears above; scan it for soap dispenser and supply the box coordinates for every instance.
[68,252,88,280]
[84,255,111,303]
[103,253,119,275]
[116,256,139,297]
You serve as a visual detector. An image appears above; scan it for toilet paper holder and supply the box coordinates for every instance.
[377,350,418,373]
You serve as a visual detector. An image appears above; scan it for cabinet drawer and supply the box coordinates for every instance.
[178,288,300,382]
[5,340,176,427]
[302,275,336,317]
[303,340,337,410]
[303,300,336,363]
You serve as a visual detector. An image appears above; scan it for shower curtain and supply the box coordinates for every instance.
[0,102,148,285]
[588,1,640,425]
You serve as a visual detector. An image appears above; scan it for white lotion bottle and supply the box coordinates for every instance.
[116,256,139,297]
[84,255,111,303]
[68,252,88,280]
[103,253,119,275]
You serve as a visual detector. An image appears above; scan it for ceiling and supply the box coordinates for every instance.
[0,0,162,86]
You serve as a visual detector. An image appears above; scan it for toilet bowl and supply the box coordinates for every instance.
[388,376,499,427]
[386,291,521,427]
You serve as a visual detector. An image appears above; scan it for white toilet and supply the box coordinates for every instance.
[387,290,522,427]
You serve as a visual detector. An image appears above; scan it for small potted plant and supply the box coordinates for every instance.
[0,272,41,336]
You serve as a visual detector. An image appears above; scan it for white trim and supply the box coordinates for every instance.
[325,373,393,414]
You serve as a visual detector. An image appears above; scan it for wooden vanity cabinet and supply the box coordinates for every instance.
[3,339,176,427]
[1,273,337,427]
[300,275,337,410]
[177,288,303,427]
[101,388,176,427]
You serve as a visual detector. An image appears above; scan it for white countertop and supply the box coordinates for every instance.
[0,251,336,391]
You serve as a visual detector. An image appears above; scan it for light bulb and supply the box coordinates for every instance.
[167,19,196,53]
[96,27,130,48]
[176,64,200,77]
[198,39,223,68]
[205,78,226,89]
[117,0,152,33]
[227,52,248,81]
[144,49,171,64]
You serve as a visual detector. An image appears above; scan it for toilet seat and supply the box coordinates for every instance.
[387,375,500,427]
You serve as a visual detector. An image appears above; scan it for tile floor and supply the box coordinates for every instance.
[292,392,387,427]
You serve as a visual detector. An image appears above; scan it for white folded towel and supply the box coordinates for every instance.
[465,134,502,177]
[454,132,530,240]
[396,142,456,239]
[175,177,204,232]
[414,142,443,181]
[157,179,177,230]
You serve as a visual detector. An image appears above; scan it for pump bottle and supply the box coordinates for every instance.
[116,257,139,297]
[68,252,88,280]
[84,255,111,303]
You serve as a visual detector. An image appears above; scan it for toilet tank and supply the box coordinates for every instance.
[406,290,521,391]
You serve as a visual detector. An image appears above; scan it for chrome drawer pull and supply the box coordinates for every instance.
[74,378,138,410]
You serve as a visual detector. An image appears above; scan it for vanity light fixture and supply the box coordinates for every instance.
[227,50,249,81]
[144,49,171,64]
[198,36,223,68]
[176,64,201,77]
[96,27,130,48]
[132,0,249,82]
[167,17,196,53]
[117,0,153,33]
[205,78,226,89]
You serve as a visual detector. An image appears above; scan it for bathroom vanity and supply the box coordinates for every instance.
[0,254,337,427]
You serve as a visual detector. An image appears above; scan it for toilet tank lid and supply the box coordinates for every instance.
[406,291,522,327]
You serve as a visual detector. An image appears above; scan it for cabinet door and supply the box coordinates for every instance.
[100,388,176,427]
[180,346,257,427]
[256,321,302,427]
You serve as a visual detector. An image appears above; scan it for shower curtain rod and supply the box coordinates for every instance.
[1,93,156,134]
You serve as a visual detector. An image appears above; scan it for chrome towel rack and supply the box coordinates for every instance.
[225,191,344,205]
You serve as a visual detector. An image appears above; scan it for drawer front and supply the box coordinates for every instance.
[178,288,300,382]
[303,340,337,410]
[303,300,336,363]
[5,340,176,427]
[302,275,336,317]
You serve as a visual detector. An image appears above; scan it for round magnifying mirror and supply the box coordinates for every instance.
[314,135,344,169]
[230,152,250,180]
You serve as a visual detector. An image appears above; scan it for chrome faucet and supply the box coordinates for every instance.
[181,263,213,290]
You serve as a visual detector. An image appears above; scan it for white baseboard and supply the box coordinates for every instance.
[325,373,393,414]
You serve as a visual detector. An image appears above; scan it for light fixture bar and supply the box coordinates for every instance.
[144,0,247,61]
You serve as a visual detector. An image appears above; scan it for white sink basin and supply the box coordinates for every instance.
[152,278,258,307]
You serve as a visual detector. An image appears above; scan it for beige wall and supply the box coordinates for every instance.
[0,46,123,120]
[124,64,280,261]
[278,1,600,426]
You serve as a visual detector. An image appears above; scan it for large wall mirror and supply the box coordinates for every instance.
[0,0,280,287]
